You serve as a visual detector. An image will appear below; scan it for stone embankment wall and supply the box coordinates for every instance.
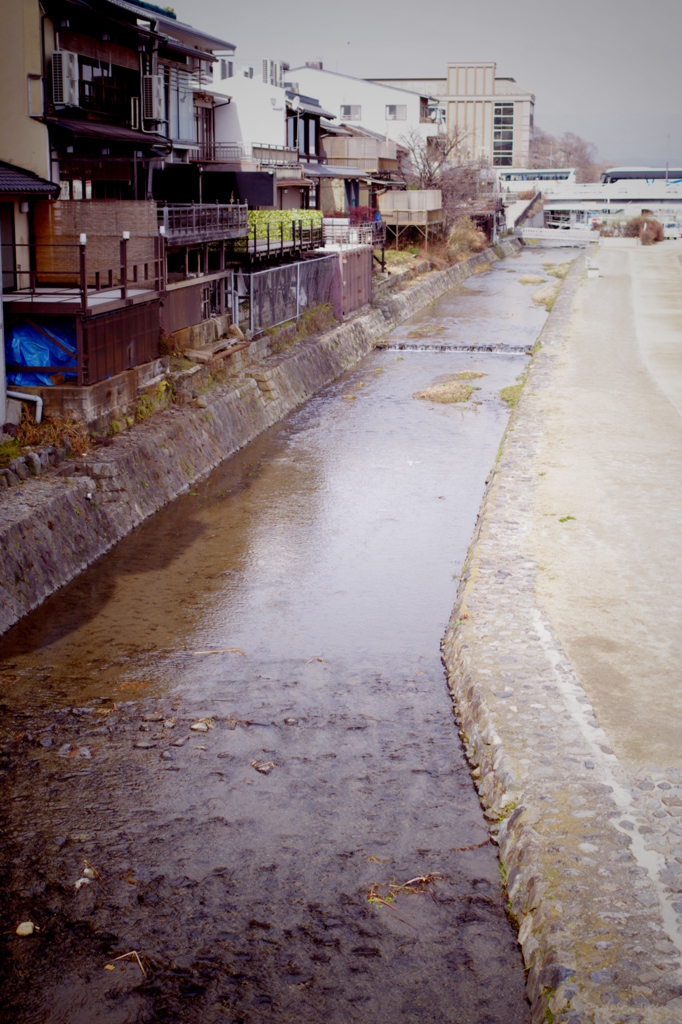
[0,240,520,637]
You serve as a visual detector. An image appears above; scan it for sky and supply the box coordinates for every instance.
[171,0,682,167]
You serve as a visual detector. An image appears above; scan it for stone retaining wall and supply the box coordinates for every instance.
[0,239,520,637]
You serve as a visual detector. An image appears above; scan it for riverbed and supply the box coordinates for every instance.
[0,247,561,1023]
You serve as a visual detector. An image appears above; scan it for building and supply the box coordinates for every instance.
[0,0,253,401]
[286,66,439,147]
[369,62,535,168]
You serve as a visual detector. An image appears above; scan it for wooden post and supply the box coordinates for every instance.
[281,222,284,256]
[79,238,88,313]
[76,315,84,386]
[120,233,129,300]
[267,222,270,257]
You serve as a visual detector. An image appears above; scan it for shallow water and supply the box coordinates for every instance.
[0,248,559,1023]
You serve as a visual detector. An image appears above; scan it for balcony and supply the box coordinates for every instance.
[252,143,300,167]
[158,203,249,246]
[193,142,301,167]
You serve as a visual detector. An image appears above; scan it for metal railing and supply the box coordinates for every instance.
[517,226,599,243]
[322,219,386,247]
[245,219,323,259]
[158,203,249,244]
[1,240,163,314]
[192,142,301,166]
[204,142,244,161]
[252,143,300,166]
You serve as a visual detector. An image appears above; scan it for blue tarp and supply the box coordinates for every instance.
[6,319,78,387]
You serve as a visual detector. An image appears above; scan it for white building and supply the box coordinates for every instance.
[208,55,289,160]
[286,66,438,146]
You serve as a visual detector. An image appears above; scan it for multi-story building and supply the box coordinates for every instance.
[369,62,535,168]
[0,0,252,401]
[285,66,439,147]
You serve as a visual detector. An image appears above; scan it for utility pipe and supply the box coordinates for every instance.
[7,391,43,424]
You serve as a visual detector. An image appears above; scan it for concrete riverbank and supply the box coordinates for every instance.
[443,241,682,1023]
[0,240,519,637]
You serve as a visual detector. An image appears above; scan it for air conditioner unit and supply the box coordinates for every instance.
[52,50,79,106]
[142,74,164,122]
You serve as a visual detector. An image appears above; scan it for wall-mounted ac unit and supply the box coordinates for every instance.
[52,50,79,106]
[142,74,164,121]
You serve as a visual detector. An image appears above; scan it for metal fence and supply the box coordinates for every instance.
[158,203,249,244]
[235,254,338,334]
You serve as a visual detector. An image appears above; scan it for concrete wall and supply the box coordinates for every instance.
[0,239,520,637]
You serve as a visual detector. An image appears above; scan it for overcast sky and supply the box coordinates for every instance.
[172,0,681,166]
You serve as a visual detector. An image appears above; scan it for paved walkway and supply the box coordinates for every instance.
[442,242,682,1024]
[535,241,682,769]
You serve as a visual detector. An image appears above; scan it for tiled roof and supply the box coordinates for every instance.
[0,162,60,197]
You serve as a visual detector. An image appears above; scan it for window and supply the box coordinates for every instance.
[385,104,406,121]
[77,56,136,120]
[165,68,194,141]
[220,59,233,79]
[493,103,514,167]
[195,105,214,160]
[340,104,361,121]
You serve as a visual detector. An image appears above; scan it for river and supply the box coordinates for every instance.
[0,247,562,1023]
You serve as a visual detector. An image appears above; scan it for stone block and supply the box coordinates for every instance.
[9,458,29,480]
[25,452,42,476]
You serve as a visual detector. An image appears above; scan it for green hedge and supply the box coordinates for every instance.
[248,209,323,240]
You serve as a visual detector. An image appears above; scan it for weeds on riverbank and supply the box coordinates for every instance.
[267,303,338,354]
[6,408,95,458]
[501,382,523,408]
[532,280,560,311]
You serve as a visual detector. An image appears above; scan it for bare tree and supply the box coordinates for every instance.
[530,127,609,183]
[397,128,490,226]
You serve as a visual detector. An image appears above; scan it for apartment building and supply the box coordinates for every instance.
[370,62,535,168]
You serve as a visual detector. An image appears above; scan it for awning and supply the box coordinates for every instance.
[286,94,335,120]
[0,161,60,198]
[369,178,407,187]
[159,38,215,63]
[301,163,371,181]
[46,119,171,151]
[277,178,314,189]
